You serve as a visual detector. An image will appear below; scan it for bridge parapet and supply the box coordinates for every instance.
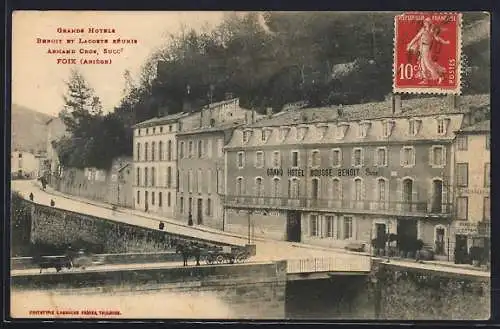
[287,255,371,274]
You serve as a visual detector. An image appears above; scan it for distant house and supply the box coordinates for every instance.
[45,117,68,182]
[11,151,38,179]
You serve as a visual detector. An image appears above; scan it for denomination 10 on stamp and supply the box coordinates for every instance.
[393,12,462,95]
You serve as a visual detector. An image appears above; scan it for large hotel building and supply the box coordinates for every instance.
[223,94,489,257]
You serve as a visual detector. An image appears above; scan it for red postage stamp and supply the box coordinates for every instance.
[393,12,462,94]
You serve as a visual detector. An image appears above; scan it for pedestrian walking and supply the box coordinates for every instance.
[188,212,193,226]
[29,192,34,201]
[50,199,55,207]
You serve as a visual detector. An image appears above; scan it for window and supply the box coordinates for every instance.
[153,127,156,134]
[255,177,264,197]
[280,127,289,141]
[354,178,363,201]
[159,142,163,161]
[486,134,490,150]
[331,149,341,167]
[430,146,445,167]
[151,142,156,161]
[207,170,212,193]
[484,197,490,221]
[255,151,264,168]
[151,167,155,186]
[243,130,251,143]
[484,163,490,187]
[437,118,446,134]
[167,167,172,188]
[151,192,155,205]
[198,140,203,158]
[336,123,349,139]
[144,168,148,187]
[237,152,245,168]
[159,192,162,207]
[160,126,163,133]
[456,135,468,150]
[310,215,319,237]
[359,122,369,138]
[145,143,149,161]
[236,177,244,196]
[331,178,342,200]
[401,146,415,167]
[456,197,468,220]
[169,125,172,132]
[138,129,141,136]
[382,120,394,138]
[409,120,416,136]
[217,138,224,158]
[137,190,140,204]
[206,139,212,158]
[343,217,353,239]
[325,216,335,238]
[261,130,266,141]
[197,169,203,193]
[136,168,140,186]
[288,178,300,198]
[179,197,184,213]
[217,170,223,193]
[352,148,363,167]
[167,140,172,161]
[136,143,141,161]
[188,141,193,157]
[206,198,212,216]
[377,179,387,206]
[146,128,149,134]
[167,192,171,207]
[188,170,193,193]
[456,163,469,187]
[272,178,280,197]
[271,151,281,168]
[311,150,320,167]
[179,141,184,159]
[188,197,192,213]
[291,151,299,167]
[376,147,387,167]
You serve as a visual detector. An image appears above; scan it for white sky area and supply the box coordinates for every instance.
[12,11,226,116]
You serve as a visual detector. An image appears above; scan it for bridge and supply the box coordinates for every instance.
[11,180,372,278]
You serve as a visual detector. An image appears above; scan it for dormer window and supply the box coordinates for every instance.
[280,126,290,141]
[316,124,329,139]
[382,120,395,138]
[336,123,349,140]
[358,121,371,138]
[408,119,422,136]
[297,126,308,141]
[437,118,450,135]
[261,129,266,141]
[262,128,272,143]
[242,130,252,144]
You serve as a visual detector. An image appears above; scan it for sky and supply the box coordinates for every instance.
[12,11,226,117]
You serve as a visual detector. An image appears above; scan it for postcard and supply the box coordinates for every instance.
[9,10,491,320]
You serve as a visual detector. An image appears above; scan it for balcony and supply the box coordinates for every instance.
[224,195,452,218]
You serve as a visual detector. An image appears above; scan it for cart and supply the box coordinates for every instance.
[204,245,251,265]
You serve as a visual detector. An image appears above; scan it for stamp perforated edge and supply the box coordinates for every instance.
[392,11,463,95]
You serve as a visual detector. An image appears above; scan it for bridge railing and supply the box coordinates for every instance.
[287,255,371,274]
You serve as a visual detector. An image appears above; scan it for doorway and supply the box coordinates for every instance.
[435,227,445,255]
[402,179,413,212]
[197,198,203,225]
[432,180,443,213]
[454,234,468,264]
[286,211,301,242]
[311,179,319,207]
[145,191,149,212]
[375,223,387,252]
[397,219,418,255]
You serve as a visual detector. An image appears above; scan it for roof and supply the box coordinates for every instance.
[246,94,490,128]
[203,98,239,109]
[133,112,191,128]
[457,120,490,134]
[176,120,245,136]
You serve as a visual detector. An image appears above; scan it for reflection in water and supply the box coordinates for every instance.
[11,289,235,319]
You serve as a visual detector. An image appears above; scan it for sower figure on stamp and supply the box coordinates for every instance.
[406,17,450,85]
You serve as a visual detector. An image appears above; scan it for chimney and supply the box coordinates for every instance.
[266,107,273,117]
[392,94,402,114]
[447,94,458,110]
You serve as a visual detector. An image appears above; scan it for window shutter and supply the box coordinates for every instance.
[442,181,448,212]
[361,149,365,166]
[442,147,447,166]
[374,149,379,166]
[396,178,402,210]
[308,151,313,167]
[330,149,334,167]
[429,147,434,166]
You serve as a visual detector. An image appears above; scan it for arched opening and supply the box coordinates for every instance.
[431,179,443,213]
[402,178,413,212]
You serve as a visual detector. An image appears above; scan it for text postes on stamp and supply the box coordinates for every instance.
[393,12,462,95]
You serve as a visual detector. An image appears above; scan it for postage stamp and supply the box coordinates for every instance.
[393,12,462,94]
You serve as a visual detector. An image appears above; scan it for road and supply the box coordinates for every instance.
[11,180,489,277]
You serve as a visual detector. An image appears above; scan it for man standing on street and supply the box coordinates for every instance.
[188,212,193,226]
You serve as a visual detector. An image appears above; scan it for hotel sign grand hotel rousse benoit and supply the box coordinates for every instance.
[223,93,489,259]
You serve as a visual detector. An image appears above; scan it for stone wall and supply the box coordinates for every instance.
[11,261,287,319]
[21,200,234,255]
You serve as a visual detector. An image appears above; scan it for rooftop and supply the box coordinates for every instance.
[458,120,490,133]
[133,112,191,128]
[177,120,245,136]
[246,94,490,128]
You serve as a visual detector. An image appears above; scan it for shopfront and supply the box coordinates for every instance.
[453,221,490,265]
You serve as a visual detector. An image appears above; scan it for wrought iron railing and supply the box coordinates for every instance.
[224,195,453,215]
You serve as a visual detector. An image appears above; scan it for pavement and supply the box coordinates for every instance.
[11,180,490,278]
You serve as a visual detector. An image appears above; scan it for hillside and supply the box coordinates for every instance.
[11,104,54,153]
